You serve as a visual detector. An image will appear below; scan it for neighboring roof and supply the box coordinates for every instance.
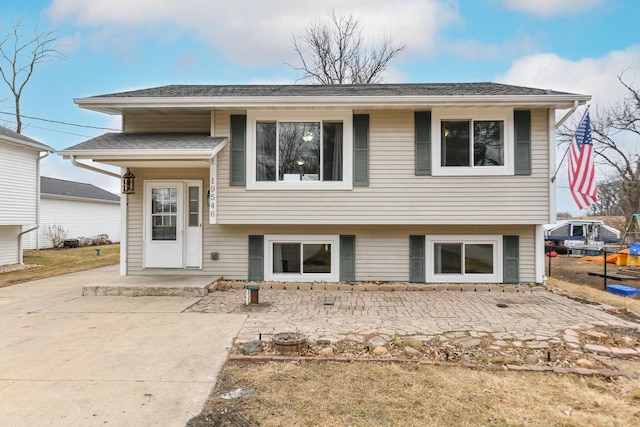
[41,176,120,202]
[62,133,226,153]
[75,82,591,114]
[0,125,54,152]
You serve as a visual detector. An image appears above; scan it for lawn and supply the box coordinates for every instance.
[189,257,640,427]
[0,244,120,288]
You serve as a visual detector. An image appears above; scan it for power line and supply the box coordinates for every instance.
[20,122,93,138]
[0,110,120,131]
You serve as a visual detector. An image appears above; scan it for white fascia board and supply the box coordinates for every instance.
[74,94,592,114]
[2,137,55,153]
[61,142,227,162]
[60,149,214,159]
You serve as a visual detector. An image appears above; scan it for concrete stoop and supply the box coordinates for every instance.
[82,275,214,297]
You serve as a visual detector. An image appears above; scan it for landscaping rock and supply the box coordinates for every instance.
[372,346,388,356]
[524,354,538,364]
[319,347,334,356]
[404,346,421,356]
[458,338,481,349]
[576,358,594,368]
[242,340,263,354]
[368,335,388,348]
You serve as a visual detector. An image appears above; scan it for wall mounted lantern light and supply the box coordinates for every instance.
[122,168,135,194]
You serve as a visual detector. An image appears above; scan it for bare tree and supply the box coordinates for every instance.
[588,178,625,216]
[290,10,405,84]
[558,74,640,220]
[0,21,63,133]
[589,74,640,220]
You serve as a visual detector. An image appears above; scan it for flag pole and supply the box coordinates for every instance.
[550,104,591,183]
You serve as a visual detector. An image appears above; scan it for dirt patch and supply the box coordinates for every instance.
[547,255,640,290]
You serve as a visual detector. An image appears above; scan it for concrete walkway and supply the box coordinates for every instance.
[0,266,246,427]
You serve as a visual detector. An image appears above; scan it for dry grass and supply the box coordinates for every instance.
[189,255,640,427]
[191,361,640,427]
[0,244,120,288]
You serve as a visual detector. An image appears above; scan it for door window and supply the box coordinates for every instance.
[151,188,178,241]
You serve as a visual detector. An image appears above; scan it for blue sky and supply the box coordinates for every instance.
[1,0,639,215]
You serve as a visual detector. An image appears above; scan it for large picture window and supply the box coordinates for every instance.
[426,235,502,283]
[256,121,343,182]
[247,110,353,190]
[264,235,340,282]
[432,108,513,176]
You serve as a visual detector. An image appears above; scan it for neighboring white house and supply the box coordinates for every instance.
[61,83,590,284]
[23,177,120,249]
[0,126,53,266]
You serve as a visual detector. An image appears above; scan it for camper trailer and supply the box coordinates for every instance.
[544,220,620,254]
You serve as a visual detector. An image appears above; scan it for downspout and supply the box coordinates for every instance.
[18,151,50,263]
[69,155,121,178]
[555,100,579,130]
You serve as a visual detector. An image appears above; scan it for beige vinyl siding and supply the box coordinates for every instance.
[124,204,536,282]
[0,143,37,225]
[123,114,210,133]
[214,109,551,225]
[0,226,20,265]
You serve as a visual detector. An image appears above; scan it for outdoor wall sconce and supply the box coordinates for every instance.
[122,168,135,194]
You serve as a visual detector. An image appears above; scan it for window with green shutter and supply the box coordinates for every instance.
[230,115,246,186]
[248,235,264,281]
[409,235,425,283]
[415,111,431,175]
[353,114,369,186]
[514,110,531,175]
[503,235,519,284]
[340,235,356,281]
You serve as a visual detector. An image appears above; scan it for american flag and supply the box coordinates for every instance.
[568,112,596,209]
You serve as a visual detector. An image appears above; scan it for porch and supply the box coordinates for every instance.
[82,274,216,297]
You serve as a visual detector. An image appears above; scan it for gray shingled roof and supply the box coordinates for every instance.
[89,82,577,99]
[41,177,120,202]
[63,133,226,152]
[0,125,53,151]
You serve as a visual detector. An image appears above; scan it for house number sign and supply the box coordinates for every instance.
[209,160,217,224]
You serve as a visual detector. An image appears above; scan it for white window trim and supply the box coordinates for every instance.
[426,235,503,283]
[246,109,353,190]
[432,108,514,176]
[264,234,340,282]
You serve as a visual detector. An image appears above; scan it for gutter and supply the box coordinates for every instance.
[555,100,579,129]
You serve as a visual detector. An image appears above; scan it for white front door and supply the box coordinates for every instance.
[145,182,184,268]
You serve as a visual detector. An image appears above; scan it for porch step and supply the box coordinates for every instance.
[82,275,213,297]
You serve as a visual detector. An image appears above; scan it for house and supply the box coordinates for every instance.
[60,83,590,284]
[22,177,120,249]
[0,126,54,266]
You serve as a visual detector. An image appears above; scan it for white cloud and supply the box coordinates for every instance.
[502,0,603,18]
[497,46,640,215]
[496,46,640,108]
[47,0,459,66]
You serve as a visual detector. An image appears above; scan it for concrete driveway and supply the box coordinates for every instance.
[0,265,246,427]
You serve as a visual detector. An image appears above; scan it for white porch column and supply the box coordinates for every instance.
[209,157,217,224]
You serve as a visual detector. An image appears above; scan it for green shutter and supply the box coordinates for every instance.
[353,114,369,186]
[340,235,356,281]
[409,235,425,283]
[503,235,519,284]
[514,110,531,175]
[415,111,431,175]
[248,235,264,281]
[230,115,246,186]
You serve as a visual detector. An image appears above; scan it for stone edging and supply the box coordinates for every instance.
[213,280,548,293]
[228,354,636,378]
